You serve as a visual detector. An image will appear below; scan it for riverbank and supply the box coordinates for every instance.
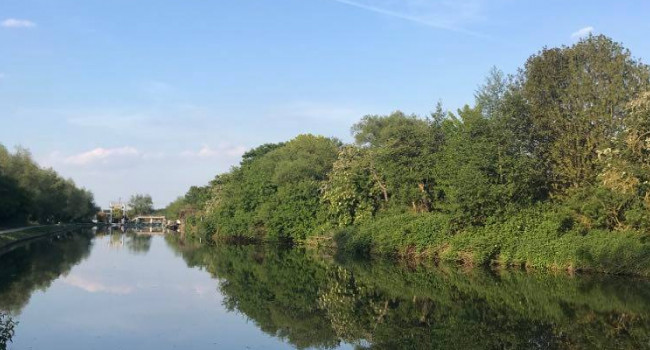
[188,205,650,277]
[0,224,95,252]
[305,207,650,277]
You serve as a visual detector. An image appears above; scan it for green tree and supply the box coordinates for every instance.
[184,186,210,209]
[475,66,508,119]
[0,144,96,225]
[352,111,445,212]
[0,172,30,224]
[322,146,383,226]
[567,91,650,230]
[435,100,546,226]
[519,35,650,194]
[128,194,154,216]
[201,135,340,241]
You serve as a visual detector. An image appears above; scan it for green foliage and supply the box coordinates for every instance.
[335,212,453,256]
[0,144,97,225]
[0,173,30,224]
[351,111,445,212]
[184,186,210,209]
[160,196,187,220]
[198,135,340,241]
[178,35,650,275]
[520,34,650,193]
[341,204,650,276]
[557,91,650,231]
[321,146,383,226]
[474,66,508,119]
[161,184,212,220]
[435,104,546,225]
[128,193,154,216]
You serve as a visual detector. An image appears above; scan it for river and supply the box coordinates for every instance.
[0,228,649,349]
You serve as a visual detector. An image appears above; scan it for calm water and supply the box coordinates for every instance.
[1,228,650,349]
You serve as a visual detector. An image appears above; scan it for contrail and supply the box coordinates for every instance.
[329,0,489,39]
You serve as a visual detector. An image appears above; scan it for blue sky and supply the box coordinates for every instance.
[1,0,650,208]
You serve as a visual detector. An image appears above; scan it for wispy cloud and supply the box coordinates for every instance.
[329,0,488,38]
[181,144,247,159]
[65,147,140,165]
[1,18,36,28]
[571,26,594,39]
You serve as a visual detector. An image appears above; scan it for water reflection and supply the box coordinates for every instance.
[95,227,153,254]
[0,313,16,350]
[167,236,650,349]
[1,230,649,349]
[0,229,94,314]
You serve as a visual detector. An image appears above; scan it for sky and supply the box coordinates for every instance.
[1,0,650,208]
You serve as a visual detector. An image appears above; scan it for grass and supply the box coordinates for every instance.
[327,204,650,277]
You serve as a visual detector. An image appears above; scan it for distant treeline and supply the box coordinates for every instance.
[170,35,650,275]
[0,145,97,225]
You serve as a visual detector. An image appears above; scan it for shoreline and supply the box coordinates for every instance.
[0,224,96,254]
[302,230,650,278]
[195,225,650,278]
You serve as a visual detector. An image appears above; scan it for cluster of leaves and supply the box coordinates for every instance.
[0,145,97,225]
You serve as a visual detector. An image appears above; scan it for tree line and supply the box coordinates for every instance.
[0,145,97,226]
[170,35,650,273]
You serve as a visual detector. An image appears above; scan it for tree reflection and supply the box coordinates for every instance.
[0,313,15,350]
[95,227,153,254]
[166,237,650,349]
[0,229,94,313]
[125,232,152,254]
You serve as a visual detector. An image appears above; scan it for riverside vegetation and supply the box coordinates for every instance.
[168,35,650,276]
[0,145,97,227]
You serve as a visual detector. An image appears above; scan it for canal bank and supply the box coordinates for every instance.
[0,224,95,253]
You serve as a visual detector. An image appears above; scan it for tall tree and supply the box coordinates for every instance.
[519,35,650,194]
[436,102,546,226]
[475,66,508,119]
[129,194,154,216]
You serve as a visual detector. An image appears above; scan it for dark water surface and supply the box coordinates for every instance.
[1,228,650,349]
